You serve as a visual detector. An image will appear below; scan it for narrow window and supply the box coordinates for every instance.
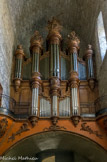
[97,11,107,60]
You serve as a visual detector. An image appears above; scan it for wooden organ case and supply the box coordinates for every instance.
[11,18,99,126]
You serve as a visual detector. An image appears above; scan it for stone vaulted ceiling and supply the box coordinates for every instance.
[6,0,103,57]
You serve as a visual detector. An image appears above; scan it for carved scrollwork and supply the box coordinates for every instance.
[80,123,103,139]
[43,125,66,131]
[0,118,8,138]
[8,123,30,142]
[43,116,66,131]
[103,118,107,131]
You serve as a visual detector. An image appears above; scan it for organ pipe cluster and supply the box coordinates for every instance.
[14,45,25,92]
[68,32,80,117]
[13,18,95,126]
[29,31,43,126]
[47,17,62,119]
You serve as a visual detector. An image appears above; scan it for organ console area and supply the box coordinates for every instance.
[10,17,98,126]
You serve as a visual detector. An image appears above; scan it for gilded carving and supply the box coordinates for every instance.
[0,118,8,138]
[80,123,103,139]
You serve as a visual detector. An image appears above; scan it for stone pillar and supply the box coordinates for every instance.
[85,45,95,90]
[68,31,80,126]
[29,31,43,127]
[47,17,62,124]
[14,45,25,92]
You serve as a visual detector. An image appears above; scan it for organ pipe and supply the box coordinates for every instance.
[85,45,94,79]
[85,45,95,90]
[68,31,80,126]
[29,31,43,126]
[47,17,62,122]
[14,45,25,92]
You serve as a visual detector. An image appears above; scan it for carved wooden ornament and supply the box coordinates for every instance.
[0,118,8,138]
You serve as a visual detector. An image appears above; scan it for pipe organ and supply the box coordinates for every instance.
[12,17,98,126]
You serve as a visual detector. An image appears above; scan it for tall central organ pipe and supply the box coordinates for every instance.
[47,18,62,118]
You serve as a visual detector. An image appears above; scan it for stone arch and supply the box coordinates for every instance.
[2,131,107,162]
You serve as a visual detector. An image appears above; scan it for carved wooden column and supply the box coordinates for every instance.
[29,31,43,127]
[85,45,95,90]
[68,32,80,126]
[47,18,62,124]
[14,45,25,92]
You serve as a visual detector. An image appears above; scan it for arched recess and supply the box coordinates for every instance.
[2,131,107,162]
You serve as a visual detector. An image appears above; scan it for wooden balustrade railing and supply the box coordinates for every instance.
[0,93,102,117]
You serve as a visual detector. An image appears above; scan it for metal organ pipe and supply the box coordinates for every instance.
[68,31,80,117]
[30,31,43,120]
[31,52,40,116]
[85,45,95,90]
[85,45,94,79]
[59,97,70,117]
[15,50,23,78]
[14,45,25,92]
[56,44,60,77]
[88,57,94,78]
[47,18,62,120]
[50,44,60,77]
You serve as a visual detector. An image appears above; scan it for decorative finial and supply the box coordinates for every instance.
[30,30,43,45]
[85,44,93,58]
[47,17,62,32]
[68,31,80,45]
[15,45,25,57]
[17,45,23,49]
[88,44,92,50]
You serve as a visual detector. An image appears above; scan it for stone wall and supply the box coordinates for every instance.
[0,0,15,95]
